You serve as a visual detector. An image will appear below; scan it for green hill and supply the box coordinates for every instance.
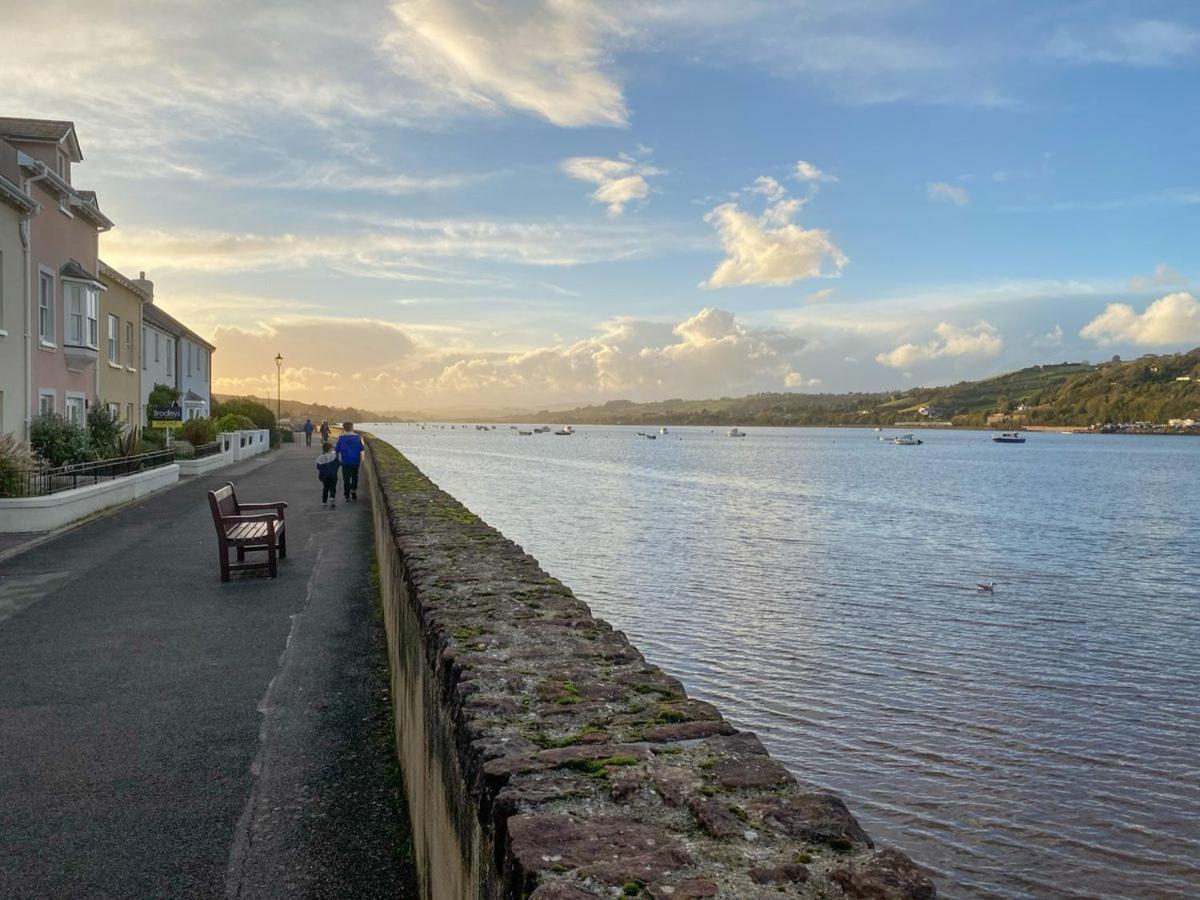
[520,349,1200,428]
[213,394,396,427]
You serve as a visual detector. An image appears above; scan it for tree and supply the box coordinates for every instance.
[87,402,124,457]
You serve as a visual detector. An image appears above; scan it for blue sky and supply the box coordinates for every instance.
[6,0,1199,410]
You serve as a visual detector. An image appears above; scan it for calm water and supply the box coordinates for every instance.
[370,424,1200,898]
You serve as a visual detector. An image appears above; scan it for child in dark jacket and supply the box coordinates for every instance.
[316,441,340,507]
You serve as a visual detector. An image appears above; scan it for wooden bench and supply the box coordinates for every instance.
[207,482,288,581]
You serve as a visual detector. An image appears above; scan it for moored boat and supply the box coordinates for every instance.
[891,433,923,445]
[728,428,746,437]
[992,432,1026,444]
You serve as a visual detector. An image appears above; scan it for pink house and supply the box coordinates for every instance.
[0,117,113,433]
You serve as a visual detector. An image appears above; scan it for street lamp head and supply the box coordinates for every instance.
[275,352,283,367]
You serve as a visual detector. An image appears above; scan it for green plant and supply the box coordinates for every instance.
[114,426,145,458]
[180,417,216,445]
[215,413,257,433]
[30,414,94,467]
[87,402,124,458]
[145,383,180,423]
[0,433,32,496]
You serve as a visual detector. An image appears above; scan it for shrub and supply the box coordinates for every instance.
[146,383,180,423]
[212,397,275,431]
[0,433,32,496]
[180,417,216,445]
[87,402,124,458]
[31,414,94,467]
[216,413,257,433]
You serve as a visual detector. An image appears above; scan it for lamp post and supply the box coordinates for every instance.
[274,353,283,440]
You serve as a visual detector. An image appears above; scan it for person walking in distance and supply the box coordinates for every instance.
[316,441,340,508]
[319,419,331,444]
[303,417,314,447]
[334,422,365,501]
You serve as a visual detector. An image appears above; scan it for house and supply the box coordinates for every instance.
[0,117,113,432]
[141,300,215,421]
[98,261,150,429]
[0,138,37,438]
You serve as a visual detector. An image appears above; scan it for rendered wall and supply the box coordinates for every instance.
[365,435,936,900]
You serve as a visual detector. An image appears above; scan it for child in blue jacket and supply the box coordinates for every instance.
[316,441,340,507]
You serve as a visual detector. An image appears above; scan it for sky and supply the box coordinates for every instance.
[4,0,1199,412]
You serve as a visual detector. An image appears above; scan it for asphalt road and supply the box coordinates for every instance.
[0,444,414,899]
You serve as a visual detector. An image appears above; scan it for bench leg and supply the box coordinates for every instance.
[267,541,277,578]
[278,531,287,559]
[236,546,245,562]
[219,544,230,582]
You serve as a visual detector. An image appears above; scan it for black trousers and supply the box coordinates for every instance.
[342,464,359,497]
[321,476,338,502]
[305,432,312,446]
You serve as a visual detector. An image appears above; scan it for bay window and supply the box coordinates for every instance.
[65,283,98,348]
[108,314,120,363]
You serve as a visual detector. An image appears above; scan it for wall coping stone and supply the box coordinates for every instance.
[367,435,936,899]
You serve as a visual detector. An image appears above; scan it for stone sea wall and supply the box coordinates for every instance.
[365,435,936,900]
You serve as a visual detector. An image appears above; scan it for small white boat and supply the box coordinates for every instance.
[554,425,575,435]
[992,432,1026,444]
[728,428,746,438]
[891,433,923,445]
[660,426,669,435]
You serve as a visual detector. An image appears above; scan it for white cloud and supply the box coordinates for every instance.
[1034,324,1064,349]
[561,155,665,215]
[211,306,815,409]
[927,181,970,206]
[1128,262,1187,291]
[385,0,630,127]
[875,321,1003,368]
[1049,19,1200,67]
[1080,292,1200,346]
[702,177,846,288]
[794,160,837,183]
[806,287,837,304]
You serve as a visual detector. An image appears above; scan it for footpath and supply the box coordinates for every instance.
[0,444,414,898]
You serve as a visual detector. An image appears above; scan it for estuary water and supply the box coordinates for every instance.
[369,424,1200,899]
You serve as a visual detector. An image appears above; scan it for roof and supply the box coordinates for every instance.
[59,259,104,286]
[99,260,153,303]
[0,117,82,161]
[183,390,206,403]
[143,302,216,352]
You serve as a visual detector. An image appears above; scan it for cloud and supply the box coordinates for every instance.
[210,306,817,409]
[875,321,1003,368]
[1049,19,1200,67]
[102,214,679,275]
[1080,292,1200,346]
[1034,324,1064,349]
[561,155,665,215]
[1128,263,1187,291]
[794,160,837,184]
[702,177,846,288]
[806,287,837,304]
[926,181,970,206]
[385,0,630,127]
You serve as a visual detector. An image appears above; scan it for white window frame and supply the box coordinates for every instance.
[107,401,120,420]
[64,392,86,426]
[142,326,148,369]
[166,338,174,376]
[86,288,98,348]
[38,388,56,417]
[64,282,97,348]
[186,341,192,378]
[38,268,56,346]
[154,331,160,364]
[126,321,134,368]
[108,314,120,363]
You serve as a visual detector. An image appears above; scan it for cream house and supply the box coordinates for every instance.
[98,262,150,429]
[0,139,37,439]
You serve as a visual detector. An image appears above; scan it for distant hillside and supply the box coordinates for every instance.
[519,349,1200,428]
[213,394,398,426]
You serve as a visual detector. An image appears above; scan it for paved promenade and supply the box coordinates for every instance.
[0,444,414,898]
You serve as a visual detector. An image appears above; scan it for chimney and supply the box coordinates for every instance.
[134,270,154,302]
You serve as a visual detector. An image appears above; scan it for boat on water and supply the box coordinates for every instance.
[533,426,551,434]
[518,430,532,436]
[555,425,575,435]
[645,434,657,440]
[992,432,1026,444]
[891,433,923,445]
[660,426,669,435]
[728,428,746,437]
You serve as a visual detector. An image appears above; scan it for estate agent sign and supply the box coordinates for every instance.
[149,404,183,429]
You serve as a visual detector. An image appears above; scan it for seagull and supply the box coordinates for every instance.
[976,581,995,592]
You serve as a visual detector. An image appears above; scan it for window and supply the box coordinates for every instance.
[166,339,174,376]
[108,314,119,363]
[39,390,55,416]
[127,402,134,424]
[186,341,192,378]
[142,327,148,369]
[65,283,97,347]
[108,402,120,420]
[39,271,55,344]
[126,322,134,367]
[201,349,207,382]
[65,395,85,426]
[154,332,160,363]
